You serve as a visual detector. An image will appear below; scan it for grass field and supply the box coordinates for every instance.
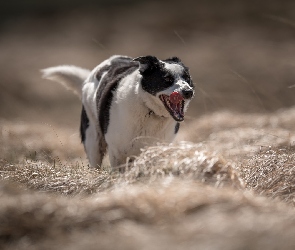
[2,108,295,249]
[1,1,295,249]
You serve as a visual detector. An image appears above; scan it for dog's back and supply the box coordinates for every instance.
[93,56,138,135]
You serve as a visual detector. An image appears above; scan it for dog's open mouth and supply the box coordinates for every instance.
[159,94,185,122]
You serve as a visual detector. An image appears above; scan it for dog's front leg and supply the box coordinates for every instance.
[108,148,129,172]
[108,151,120,171]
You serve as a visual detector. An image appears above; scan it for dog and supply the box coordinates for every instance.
[42,55,195,170]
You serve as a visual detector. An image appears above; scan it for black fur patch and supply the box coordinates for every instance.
[80,105,89,142]
[137,56,193,95]
[163,57,182,64]
[175,122,180,134]
[140,63,175,95]
[96,57,138,134]
[95,64,112,82]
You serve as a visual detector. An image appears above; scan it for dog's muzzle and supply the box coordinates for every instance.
[159,87,194,122]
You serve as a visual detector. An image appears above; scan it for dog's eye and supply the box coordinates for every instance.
[164,75,174,83]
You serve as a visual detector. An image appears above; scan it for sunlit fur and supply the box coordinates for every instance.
[42,55,194,169]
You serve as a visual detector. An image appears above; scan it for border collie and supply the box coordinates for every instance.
[42,55,195,170]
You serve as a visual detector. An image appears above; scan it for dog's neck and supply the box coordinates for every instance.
[136,76,171,119]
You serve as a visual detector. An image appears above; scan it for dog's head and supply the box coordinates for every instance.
[134,56,195,122]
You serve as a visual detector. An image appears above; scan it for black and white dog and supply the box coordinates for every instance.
[42,55,195,169]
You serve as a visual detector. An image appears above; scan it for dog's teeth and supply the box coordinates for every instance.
[159,94,185,121]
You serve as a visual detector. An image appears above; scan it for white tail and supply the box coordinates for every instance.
[41,65,91,98]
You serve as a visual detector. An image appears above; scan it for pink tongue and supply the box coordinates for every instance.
[169,91,183,104]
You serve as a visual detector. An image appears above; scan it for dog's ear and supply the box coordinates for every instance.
[164,57,182,63]
[133,56,160,74]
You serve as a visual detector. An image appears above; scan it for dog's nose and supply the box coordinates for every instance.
[182,89,194,99]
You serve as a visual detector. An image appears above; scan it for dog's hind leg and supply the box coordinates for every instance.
[83,122,106,168]
[80,106,106,168]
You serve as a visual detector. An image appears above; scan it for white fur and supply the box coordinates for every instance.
[105,70,177,167]
[42,56,193,169]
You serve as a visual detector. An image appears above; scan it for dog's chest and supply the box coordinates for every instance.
[105,84,177,157]
[107,97,175,140]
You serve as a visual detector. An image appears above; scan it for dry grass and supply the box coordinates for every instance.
[123,142,241,189]
[0,120,84,163]
[2,109,295,249]
[239,147,295,206]
[1,180,295,250]
[0,161,113,195]
[178,109,295,160]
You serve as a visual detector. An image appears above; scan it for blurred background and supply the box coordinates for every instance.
[1,0,295,126]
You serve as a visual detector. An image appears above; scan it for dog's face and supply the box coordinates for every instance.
[134,56,195,122]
